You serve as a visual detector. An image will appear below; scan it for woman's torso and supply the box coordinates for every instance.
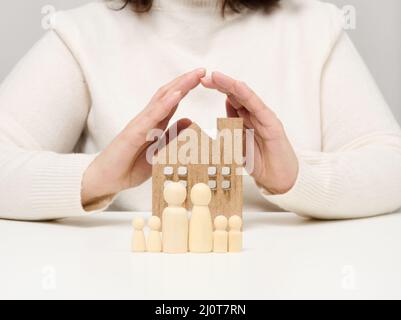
[51,0,340,211]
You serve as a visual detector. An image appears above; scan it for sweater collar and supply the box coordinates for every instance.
[153,0,221,12]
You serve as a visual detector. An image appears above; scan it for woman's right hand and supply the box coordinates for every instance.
[81,68,206,207]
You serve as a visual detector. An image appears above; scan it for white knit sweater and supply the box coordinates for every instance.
[0,0,400,220]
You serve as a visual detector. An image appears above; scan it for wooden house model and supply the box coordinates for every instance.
[152,118,244,219]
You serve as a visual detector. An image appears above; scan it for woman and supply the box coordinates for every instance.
[0,0,400,220]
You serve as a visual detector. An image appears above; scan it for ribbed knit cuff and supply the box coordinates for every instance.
[261,152,343,219]
[30,153,114,220]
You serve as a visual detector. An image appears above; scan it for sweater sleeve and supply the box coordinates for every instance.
[0,31,113,220]
[261,31,401,220]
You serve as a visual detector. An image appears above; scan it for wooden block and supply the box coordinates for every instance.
[152,118,243,221]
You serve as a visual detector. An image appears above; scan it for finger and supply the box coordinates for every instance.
[128,121,192,186]
[227,94,243,110]
[123,68,203,149]
[152,68,206,102]
[226,101,251,161]
[203,73,268,116]
[145,70,205,124]
[167,118,193,143]
[149,90,184,124]
[237,107,254,130]
[200,75,216,89]
[155,118,193,152]
[167,69,206,99]
[203,77,244,111]
[201,75,230,95]
[157,104,178,131]
[211,71,277,123]
[122,90,182,147]
[226,98,239,118]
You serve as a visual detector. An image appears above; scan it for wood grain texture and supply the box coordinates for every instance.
[152,118,243,220]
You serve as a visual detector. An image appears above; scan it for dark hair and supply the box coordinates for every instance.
[121,0,281,14]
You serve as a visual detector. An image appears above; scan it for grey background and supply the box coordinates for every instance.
[0,0,400,123]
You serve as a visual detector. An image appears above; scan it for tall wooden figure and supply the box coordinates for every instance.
[189,183,213,253]
[162,182,189,253]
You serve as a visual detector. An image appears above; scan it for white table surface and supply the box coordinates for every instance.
[0,211,400,300]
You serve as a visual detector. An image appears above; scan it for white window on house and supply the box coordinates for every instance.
[222,180,231,190]
[222,167,231,176]
[163,166,174,176]
[178,166,188,177]
[208,166,217,176]
[208,180,217,190]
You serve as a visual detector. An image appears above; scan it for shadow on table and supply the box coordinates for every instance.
[244,212,321,230]
[244,210,401,230]
[17,210,401,230]
[39,214,141,229]
[55,212,319,230]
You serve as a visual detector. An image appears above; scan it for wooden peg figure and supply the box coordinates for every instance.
[213,215,228,253]
[228,215,243,253]
[162,182,189,253]
[189,183,213,253]
[147,216,162,253]
[132,217,146,252]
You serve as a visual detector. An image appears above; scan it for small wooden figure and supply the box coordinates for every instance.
[189,183,213,253]
[132,217,146,252]
[228,215,242,253]
[147,216,162,253]
[162,182,189,253]
[213,215,228,253]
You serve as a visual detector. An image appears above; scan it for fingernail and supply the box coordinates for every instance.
[211,71,223,81]
[211,71,228,88]
[194,68,206,76]
[212,71,224,78]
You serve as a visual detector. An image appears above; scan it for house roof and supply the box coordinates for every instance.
[152,118,243,164]
[152,122,209,162]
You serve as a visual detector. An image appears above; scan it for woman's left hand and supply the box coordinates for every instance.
[201,71,299,195]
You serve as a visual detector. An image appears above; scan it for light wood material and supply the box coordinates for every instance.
[132,218,146,252]
[189,183,213,253]
[147,216,162,253]
[162,182,189,253]
[152,118,243,221]
[213,215,228,253]
[228,215,243,253]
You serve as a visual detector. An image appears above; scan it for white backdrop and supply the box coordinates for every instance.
[1,0,400,123]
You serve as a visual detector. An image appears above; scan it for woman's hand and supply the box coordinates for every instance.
[81,68,206,207]
[201,71,299,195]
